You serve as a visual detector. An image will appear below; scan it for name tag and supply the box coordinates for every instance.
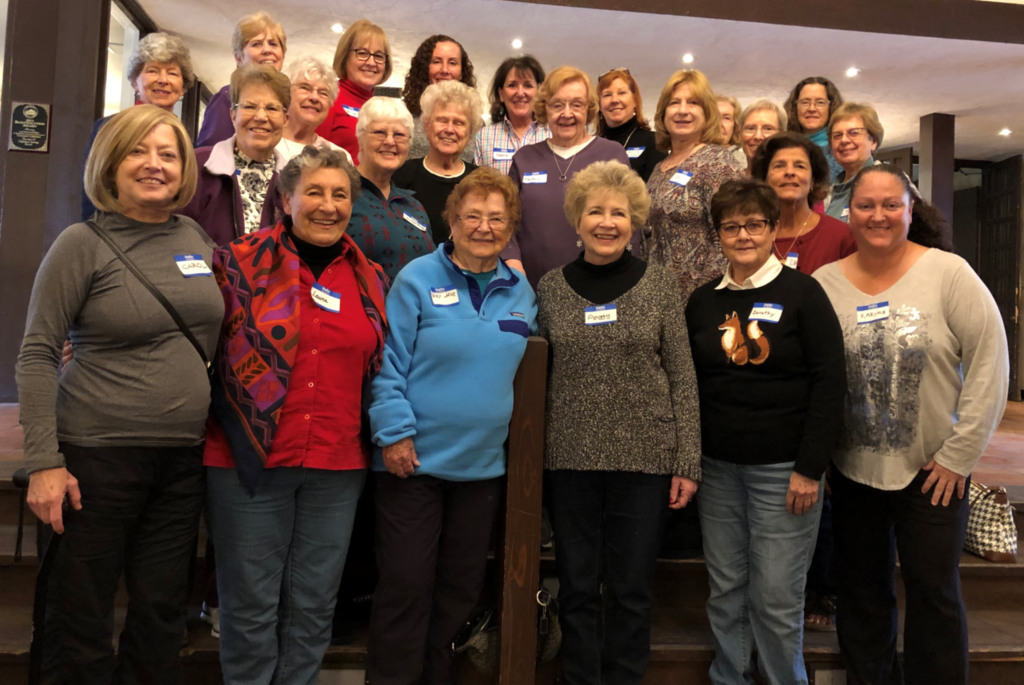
[670,170,693,187]
[431,285,459,307]
[523,171,548,184]
[857,301,890,325]
[841,206,850,218]
[174,254,212,277]
[342,105,360,118]
[585,304,617,325]
[403,212,427,232]
[493,147,515,161]
[749,303,783,323]
[785,252,799,269]
[626,147,646,159]
[311,283,341,312]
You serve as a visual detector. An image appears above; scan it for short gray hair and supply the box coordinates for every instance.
[284,56,340,104]
[738,99,788,132]
[420,81,484,138]
[127,33,195,90]
[278,145,362,201]
[355,97,414,141]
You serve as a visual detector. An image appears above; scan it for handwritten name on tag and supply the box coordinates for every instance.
[311,284,341,313]
[493,148,515,161]
[342,105,360,118]
[174,255,212,277]
[584,304,617,325]
[785,253,799,269]
[749,303,783,323]
[857,301,890,325]
[523,171,548,184]
[403,213,428,232]
[430,286,459,307]
[841,206,850,218]
[670,170,693,187]
[626,147,646,159]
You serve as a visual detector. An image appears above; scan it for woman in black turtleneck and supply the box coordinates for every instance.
[536,161,700,685]
[596,69,667,182]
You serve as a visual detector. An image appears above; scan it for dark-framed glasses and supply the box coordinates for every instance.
[719,219,770,237]
[352,48,387,65]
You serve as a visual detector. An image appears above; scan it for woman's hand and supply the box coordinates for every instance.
[786,472,820,516]
[382,437,420,478]
[27,467,82,534]
[61,340,74,371]
[921,459,966,506]
[669,476,698,510]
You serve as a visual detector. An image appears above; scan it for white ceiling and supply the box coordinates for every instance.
[138,0,1024,161]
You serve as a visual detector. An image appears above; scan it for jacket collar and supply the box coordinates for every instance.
[205,135,289,176]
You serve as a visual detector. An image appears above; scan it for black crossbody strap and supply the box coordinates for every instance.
[86,220,213,376]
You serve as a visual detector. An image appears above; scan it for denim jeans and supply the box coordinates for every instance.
[546,469,672,685]
[206,466,365,685]
[698,457,822,685]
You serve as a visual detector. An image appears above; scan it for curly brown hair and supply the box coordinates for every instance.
[401,35,476,118]
[783,76,844,134]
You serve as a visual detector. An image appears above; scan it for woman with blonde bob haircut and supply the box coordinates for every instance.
[641,69,745,303]
[597,69,667,182]
[18,104,223,683]
[538,160,700,684]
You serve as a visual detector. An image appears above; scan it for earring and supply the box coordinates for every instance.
[626,243,632,251]
[576,239,582,247]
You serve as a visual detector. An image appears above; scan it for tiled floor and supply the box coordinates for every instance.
[1,401,1022,484]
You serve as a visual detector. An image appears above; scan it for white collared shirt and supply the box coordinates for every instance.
[715,254,784,291]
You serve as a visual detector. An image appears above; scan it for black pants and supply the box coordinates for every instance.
[547,469,671,685]
[805,491,837,599]
[831,468,970,685]
[367,473,502,685]
[30,443,205,685]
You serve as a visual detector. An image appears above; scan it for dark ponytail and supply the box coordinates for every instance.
[850,165,953,252]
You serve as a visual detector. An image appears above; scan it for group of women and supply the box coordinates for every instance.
[15,8,1010,685]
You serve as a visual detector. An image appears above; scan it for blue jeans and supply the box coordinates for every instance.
[206,466,366,685]
[698,457,822,685]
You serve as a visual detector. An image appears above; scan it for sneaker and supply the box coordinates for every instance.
[201,602,220,639]
[540,508,554,550]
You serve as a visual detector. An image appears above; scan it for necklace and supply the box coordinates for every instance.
[621,125,638,151]
[773,209,812,261]
[552,146,580,182]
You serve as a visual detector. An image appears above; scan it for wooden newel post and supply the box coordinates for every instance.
[497,337,548,685]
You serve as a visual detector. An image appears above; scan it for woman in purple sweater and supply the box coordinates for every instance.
[501,66,630,288]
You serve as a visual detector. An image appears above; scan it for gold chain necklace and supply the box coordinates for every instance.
[773,210,812,261]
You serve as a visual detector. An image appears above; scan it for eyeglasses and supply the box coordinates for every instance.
[458,214,508,230]
[719,219,770,237]
[830,127,868,142]
[547,100,587,113]
[352,48,387,65]
[797,98,830,110]
[598,67,630,79]
[294,83,332,101]
[367,129,409,144]
[233,101,285,117]
[742,124,778,137]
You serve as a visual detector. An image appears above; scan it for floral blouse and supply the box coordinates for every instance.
[234,147,276,234]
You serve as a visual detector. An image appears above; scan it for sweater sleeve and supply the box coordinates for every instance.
[368,273,424,447]
[697,159,743,287]
[931,260,1009,476]
[659,269,702,480]
[15,226,97,473]
[792,278,848,480]
[500,157,525,262]
[196,88,234,148]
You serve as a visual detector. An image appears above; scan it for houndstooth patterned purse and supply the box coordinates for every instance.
[964,481,1018,563]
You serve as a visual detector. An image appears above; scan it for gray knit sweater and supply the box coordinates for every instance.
[537,263,702,479]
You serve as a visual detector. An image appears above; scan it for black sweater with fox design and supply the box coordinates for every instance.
[684,266,847,480]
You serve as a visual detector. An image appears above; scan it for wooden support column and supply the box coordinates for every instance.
[919,113,955,226]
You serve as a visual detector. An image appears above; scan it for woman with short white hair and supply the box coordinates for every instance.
[277,56,351,162]
[348,97,434,281]
[737,99,787,175]
[392,80,483,245]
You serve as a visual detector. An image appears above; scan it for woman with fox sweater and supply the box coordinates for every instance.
[684,178,847,685]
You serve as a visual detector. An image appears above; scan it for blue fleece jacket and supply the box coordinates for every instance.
[369,242,538,481]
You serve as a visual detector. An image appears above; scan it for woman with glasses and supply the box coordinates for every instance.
[685,178,847,685]
[501,66,629,288]
[474,55,550,174]
[317,20,392,165]
[825,103,884,222]
[596,68,666,182]
[737,99,786,176]
[182,64,288,246]
[348,97,434,282]
[277,56,351,161]
[367,167,536,684]
[783,77,845,181]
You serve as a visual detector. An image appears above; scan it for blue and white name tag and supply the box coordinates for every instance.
[174,254,212,277]
[342,105,360,118]
[626,147,646,159]
[430,285,459,307]
[403,212,428,232]
[857,301,890,325]
[311,284,341,313]
[585,304,617,325]
[493,147,515,161]
[670,170,693,187]
[841,205,850,218]
[523,171,548,184]
[785,252,799,269]
[749,303,783,323]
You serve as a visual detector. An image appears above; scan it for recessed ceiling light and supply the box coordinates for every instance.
[511,38,523,49]
[846,67,860,77]
[1000,128,1012,136]
[682,53,694,64]
[331,23,344,34]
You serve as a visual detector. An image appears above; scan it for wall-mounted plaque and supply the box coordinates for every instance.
[9,102,51,152]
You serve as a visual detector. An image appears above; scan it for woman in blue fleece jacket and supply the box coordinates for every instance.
[367,166,536,684]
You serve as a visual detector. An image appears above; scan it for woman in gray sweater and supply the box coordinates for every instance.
[537,160,700,685]
[17,106,223,683]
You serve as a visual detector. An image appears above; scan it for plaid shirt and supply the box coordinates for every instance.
[473,118,550,174]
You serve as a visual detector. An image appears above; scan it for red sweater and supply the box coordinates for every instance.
[205,249,376,471]
[316,79,373,165]
[773,213,857,276]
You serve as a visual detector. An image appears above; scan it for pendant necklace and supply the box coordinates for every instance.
[773,209,812,261]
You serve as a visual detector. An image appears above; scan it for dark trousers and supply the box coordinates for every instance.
[30,443,205,685]
[547,469,671,685]
[367,473,503,685]
[805,492,836,599]
[831,468,970,685]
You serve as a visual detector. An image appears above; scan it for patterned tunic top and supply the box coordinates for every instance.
[233,147,275,234]
[348,175,435,282]
[640,144,745,303]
